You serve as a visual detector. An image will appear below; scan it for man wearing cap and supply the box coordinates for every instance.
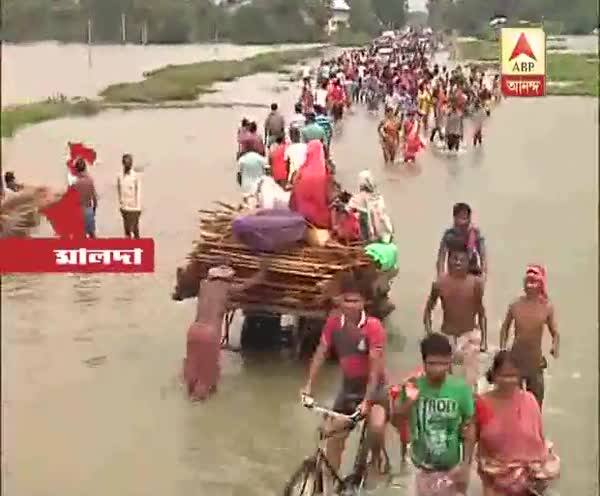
[499,265,559,407]
[183,260,269,401]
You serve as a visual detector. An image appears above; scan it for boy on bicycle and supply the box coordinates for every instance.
[301,274,388,494]
[390,333,476,496]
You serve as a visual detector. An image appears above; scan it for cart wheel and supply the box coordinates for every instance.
[240,312,282,350]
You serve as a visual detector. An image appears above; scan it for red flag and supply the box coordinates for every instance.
[67,142,97,175]
[40,187,85,239]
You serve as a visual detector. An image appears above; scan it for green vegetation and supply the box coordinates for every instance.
[2,0,408,45]
[100,47,323,103]
[427,0,597,37]
[406,10,428,28]
[332,29,372,48]
[547,53,599,96]
[457,40,499,61]
[456,40,599,97]
[1,100,101,138]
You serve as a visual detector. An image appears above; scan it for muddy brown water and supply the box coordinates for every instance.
[1,47,598,496]
[1,42,320,107]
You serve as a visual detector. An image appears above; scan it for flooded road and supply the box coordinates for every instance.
[2,53,598,495]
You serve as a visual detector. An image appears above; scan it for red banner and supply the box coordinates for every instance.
[501,74,545,97]
[0,238,155,274]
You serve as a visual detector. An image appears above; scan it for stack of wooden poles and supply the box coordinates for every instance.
[184,202,375,316]
[0,190,42,238]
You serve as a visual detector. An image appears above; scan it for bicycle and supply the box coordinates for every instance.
[283,394,388,496]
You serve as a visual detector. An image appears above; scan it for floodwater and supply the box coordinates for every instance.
[1,41,319,106]
[1,47,599,496]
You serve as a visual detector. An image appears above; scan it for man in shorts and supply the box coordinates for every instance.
[302,274,388,494]
[424,244,487,389]
[499,264,559,407]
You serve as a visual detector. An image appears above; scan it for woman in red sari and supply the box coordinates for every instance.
[403,111,425,163]
[476,351,560,496]
[289,140,331,229]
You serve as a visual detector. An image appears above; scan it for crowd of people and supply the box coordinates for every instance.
[0,26,561,496]
[180,28,563,496]
[301,204,560,496]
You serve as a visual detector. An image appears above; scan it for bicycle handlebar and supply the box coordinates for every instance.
[301,394,363,424]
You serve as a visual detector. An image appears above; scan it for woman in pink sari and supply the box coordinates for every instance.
[289,140,331,229]
[476,351,560,496]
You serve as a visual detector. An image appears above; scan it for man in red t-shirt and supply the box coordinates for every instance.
[302,275,389,487]
[268,135,288,187]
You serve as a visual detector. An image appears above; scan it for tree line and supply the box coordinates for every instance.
[427,0,598,36]
[1,0,408,44]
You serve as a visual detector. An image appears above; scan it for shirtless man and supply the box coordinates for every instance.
[499,265,559,407]
[424,244,488,389]
[183,260,268,401]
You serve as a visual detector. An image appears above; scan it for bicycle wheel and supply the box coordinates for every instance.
[341,424,371,493]
[283,457,321,496]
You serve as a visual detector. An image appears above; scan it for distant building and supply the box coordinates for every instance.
[327,0,351,36]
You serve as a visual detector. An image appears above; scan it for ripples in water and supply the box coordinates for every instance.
[1,274,44,301]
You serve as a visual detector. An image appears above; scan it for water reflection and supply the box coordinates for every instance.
[71,274,102,306]
[1,274,44,301]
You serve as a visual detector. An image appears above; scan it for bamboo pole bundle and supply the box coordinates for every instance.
[172,203,378,314]
[0,188,49,238]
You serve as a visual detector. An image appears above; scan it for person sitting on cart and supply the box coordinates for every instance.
[301,274,389,493]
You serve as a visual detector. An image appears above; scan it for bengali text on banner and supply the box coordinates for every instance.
[0,238,155,274]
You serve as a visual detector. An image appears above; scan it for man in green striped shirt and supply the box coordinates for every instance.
[314,105,333,155]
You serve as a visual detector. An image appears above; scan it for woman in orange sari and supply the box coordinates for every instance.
[378,106,401,164]
[476,350,560,496]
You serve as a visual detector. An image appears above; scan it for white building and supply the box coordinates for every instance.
[327,0,351,36]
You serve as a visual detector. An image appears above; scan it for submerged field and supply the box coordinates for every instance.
[1,100,101,138]
[99,47,323,103]
[1,47,323,138]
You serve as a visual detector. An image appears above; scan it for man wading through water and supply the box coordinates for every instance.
[301,275,388,495]
[499,265,559,407]
[264,102,285,147]
[182,261,269,401]
[424,244,488,390]
[117,154,141,238]
[390,333,475,496]
[437,202,487,281]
